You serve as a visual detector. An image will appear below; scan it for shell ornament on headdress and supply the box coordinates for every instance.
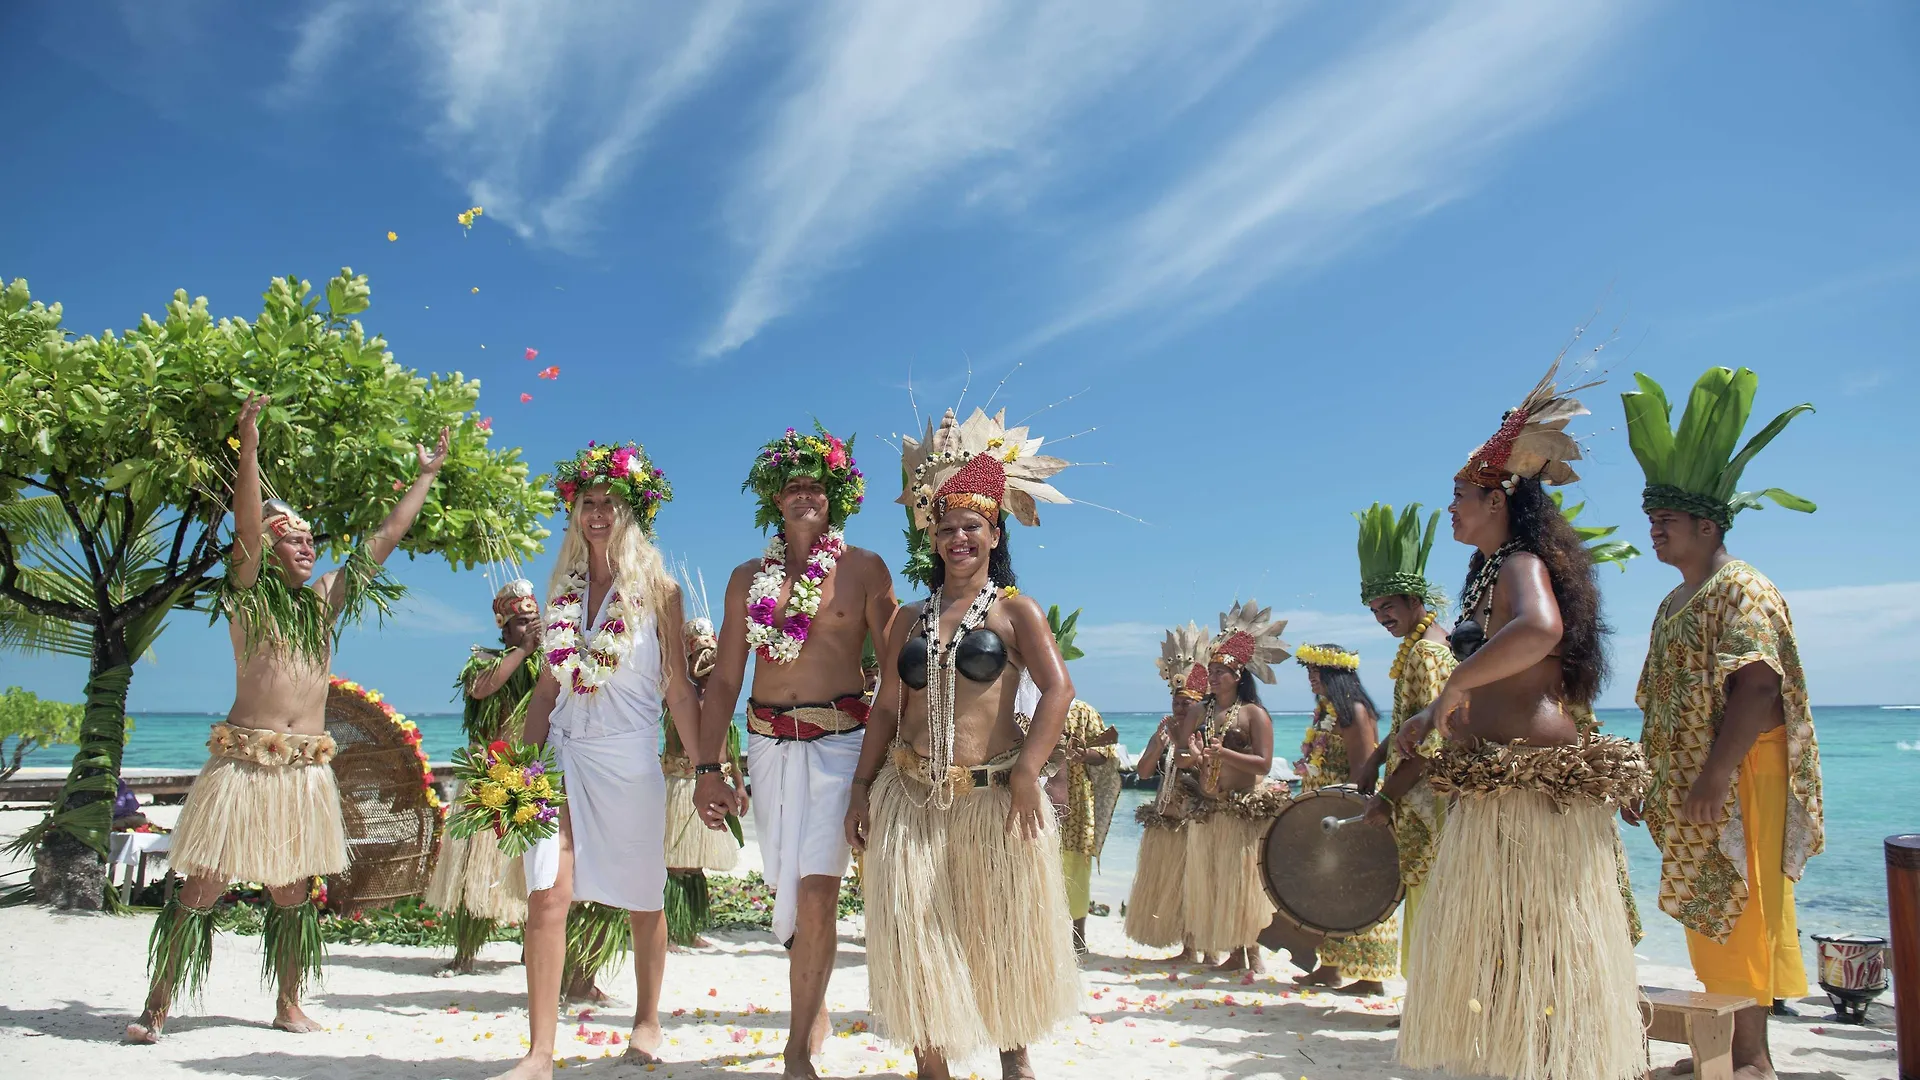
[1622,366,1815,533]
[262,498,311,543]
[898,407,1074,532]
[1295,643,1361,672]
[1157,620,1210,695]
[491,577,538,628]
[1456,359,1597,492]
[1207,599,1292,684]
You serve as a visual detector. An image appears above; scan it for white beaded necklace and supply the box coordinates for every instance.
[917,581,999,809]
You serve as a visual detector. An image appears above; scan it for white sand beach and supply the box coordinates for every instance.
[0,806,1900,1080]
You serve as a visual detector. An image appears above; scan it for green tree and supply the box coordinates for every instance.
[0,686,88,782]
[0,270,553,909]
[1550,491,1641,570]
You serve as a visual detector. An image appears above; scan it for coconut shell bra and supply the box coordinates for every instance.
[897,628,1008,690]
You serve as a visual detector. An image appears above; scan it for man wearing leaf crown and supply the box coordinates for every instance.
[695,424,897,1080]
[129,394,447,1043]
[1620,367,1824,1080]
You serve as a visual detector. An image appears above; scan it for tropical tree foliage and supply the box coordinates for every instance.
[0,270,553,908]
[1550,491,1641,570]
[0,686,90,782]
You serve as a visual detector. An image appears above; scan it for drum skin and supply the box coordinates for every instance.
[1259,786,1404,937]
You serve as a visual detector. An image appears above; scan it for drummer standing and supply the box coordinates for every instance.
[1619,368,1824,1079]
[1354,503,1455,980]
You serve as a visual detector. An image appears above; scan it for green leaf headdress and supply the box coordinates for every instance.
[1549,491,1640,571]
[1354,502,1444,608]
[1622,367,1815,532]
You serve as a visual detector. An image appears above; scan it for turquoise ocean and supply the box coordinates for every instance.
[97,704,1916,971]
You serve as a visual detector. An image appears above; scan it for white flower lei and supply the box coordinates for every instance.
[544,571,642,696]
[744,528,845,665]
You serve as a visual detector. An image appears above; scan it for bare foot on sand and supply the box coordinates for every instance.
[1293,965,1342,987]
[1335,979,1386,998]
[1215,947,1263,973]
[782,1046,823,1079]
[619,1046,662,1066]
[273,1000,324,1033]
[626,1016,663,1061]
[1000,1048,1037,1079]
[124,1015,164,1044]
[488,1050,555,1080]
[915,1049,953,1080]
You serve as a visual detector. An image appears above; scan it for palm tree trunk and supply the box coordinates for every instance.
[32,628,133,911]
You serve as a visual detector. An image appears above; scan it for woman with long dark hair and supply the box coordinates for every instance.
[843,406,1081,1080]
[1292,644,1395,995]
[1393,364,1647,1080]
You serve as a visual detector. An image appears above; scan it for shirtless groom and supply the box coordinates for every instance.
[128,394,446,1042]
[695,425,896,1080]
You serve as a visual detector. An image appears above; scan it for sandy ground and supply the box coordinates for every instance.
[0,809,1901,1080]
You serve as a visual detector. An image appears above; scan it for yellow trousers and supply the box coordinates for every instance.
[1684,727,1809,1002]
[1062,850,1093,920]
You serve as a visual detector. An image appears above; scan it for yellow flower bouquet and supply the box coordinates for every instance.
[446,738,566,857]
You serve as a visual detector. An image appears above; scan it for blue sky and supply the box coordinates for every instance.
[3,1,1917,717]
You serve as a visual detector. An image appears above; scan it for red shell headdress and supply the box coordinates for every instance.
[1456,359,1596,492]
[1207,599,1291,684]
[899,407,1074,532]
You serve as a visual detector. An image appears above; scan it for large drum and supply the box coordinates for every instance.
[1257,786,1404,952]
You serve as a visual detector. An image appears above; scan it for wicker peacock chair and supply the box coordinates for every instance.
[323,678,442,914]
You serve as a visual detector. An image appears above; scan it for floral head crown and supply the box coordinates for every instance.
[744,422,867,533]
[552,441,673,537]
[1456,358,1596,493]
[1296,643,1361,672]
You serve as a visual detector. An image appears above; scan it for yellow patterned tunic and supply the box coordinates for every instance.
[1384,639,1454,888]
[1636,560,1825,943]
[1301,695,1398,982]
[1059,699,1120,858]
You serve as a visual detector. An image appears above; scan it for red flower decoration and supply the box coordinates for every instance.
[489,739,510,754]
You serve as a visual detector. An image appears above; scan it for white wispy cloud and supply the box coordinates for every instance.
[701,0,1288,357]
[387,590,490,638]
[273,0,751,247]
[1022,0,1642,350]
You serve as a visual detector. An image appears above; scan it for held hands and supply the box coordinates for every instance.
[693,772,736,830]
[1005,773,1048,842]
[417,428,451,477]
[1619,798,1645,828]
[844,788,871,852]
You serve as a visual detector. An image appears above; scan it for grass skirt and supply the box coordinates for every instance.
[1181,813,1275,955]
[864,762,1080,1057]
[1400,787,1644,1080]
[663,775,740,872]
[426,780,528,924]
[171,754,348,886]
[1124,817,1188,947]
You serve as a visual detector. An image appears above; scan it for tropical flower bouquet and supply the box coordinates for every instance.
[446,739,566,857]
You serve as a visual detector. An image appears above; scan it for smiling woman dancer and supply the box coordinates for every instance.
[845,406,1081,1080]
[490,442,706,1080]
[1393,363,1648,1080]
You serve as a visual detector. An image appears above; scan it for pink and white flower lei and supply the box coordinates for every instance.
[745,528,844,665]
[543,571,641,695]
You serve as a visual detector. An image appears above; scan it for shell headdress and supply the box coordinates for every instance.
[898,407,1073,531]
[1456,359,1597,491]
[1157,621,1210,696]
[1208,599,1292,684]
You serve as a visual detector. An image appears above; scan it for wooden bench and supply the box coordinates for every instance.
[1641,987,1756,1080]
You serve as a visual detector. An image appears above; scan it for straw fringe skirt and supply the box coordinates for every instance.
[864,766,1080,1058]
[1400,788,1644,1080]
[1182,813,1275,955]
[425,780,529,923]
[1124,820,1188,947]
[662,776,740,872]
[171,756,349,886]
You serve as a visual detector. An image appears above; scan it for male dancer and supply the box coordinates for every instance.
[1355,503,1454,979]
[130,394,446,1042]
[1622,367,1823,1080]
[696,425,896,1080]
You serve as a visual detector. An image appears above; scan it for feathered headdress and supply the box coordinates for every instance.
[898,407,1073,532]
[1208,600,1291,684]
[1354,502,1443,607]
[1550,491,1641,571]
[1457,359,1597,491]
[1157,621,1209,695]
[1622,367,1815,532]
[1181,663,1210,700]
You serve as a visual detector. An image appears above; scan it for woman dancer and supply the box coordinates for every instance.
[1393,362,1647,1080]
[1124,623,1209,960]
[845,406,1081,1080]
[1292,644,1396,995]
[491,442,706,1079]
[427,578,541,975]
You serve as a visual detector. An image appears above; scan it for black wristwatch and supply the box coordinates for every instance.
[693,762,723,776]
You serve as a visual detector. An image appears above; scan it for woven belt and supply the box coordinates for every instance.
[746,695,869,742]
[208,722,336,768]
[890,745,1022,794]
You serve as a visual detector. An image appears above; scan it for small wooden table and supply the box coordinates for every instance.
[1641,986,1756,1080]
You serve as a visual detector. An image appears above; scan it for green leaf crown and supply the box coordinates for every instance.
[1621,367,1815,531]
[1354,501,1444,607]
